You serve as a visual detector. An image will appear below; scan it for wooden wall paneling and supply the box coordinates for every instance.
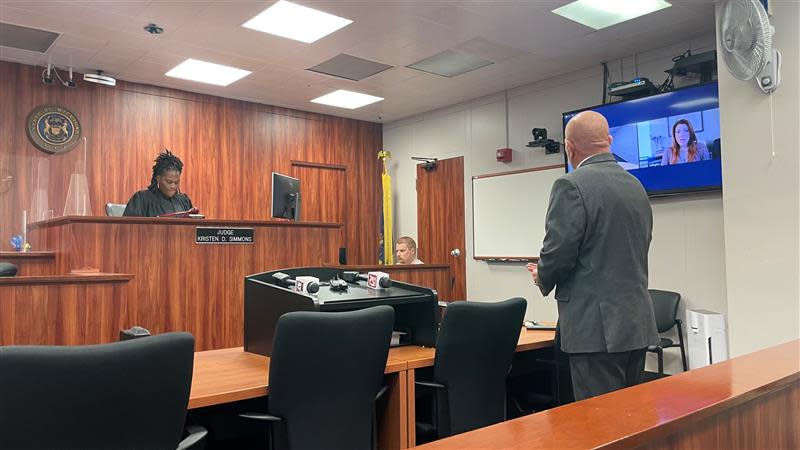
[0,281,131,346]
[0,252,56,276]
[290,163,346,224]
[391,267,451,301]
[0,64,19,236]
[11,285,53,344]
[1,61,381,263]
[346,122,382,265]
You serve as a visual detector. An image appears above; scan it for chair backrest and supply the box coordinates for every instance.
[268,306,394,450]
[649,289,682,333]
[0,262,18,277]
[433,297,527,437]
[105,202,126,216]
[0,332,195,450]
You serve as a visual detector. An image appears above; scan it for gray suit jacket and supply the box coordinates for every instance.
[537,152,659,353]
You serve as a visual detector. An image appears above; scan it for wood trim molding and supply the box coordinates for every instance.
[291,160,347,171]
[473,256,539,262]
[0,273,134,286]
[0,251,56,260]
[472,164,565,180]
[28,216,343,229]
[326,264,451,271]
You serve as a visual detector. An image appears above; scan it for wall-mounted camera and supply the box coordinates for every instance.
[64,67,76,88]
[525,128,561,154]
[42,63,54,85]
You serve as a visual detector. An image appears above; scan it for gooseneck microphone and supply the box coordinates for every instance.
[342,271,392,288]
[272,272,320,294]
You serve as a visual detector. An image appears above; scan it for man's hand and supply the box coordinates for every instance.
[526,262,539,286]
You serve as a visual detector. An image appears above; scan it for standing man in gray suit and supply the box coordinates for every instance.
[527,111,659,401]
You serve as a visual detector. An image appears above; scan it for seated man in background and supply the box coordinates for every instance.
[123,150,194,217]
[395,236,424,265]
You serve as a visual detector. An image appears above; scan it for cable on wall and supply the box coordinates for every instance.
[504,89,510,148]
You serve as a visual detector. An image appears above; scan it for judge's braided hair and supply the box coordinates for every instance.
[148,149,184,191]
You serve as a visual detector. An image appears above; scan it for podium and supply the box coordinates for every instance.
[244,267,439,356]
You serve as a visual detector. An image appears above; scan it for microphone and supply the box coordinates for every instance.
[272,272,320,294]
[342,271,392,289]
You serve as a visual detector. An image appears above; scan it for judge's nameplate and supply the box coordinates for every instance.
[196,227,254,244]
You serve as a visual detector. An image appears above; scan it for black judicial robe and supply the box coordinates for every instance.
[122,188,193,217]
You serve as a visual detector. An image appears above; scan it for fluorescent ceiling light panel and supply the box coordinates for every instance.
[407,49,493,78]
[243,0,352,44]
[552,0,671,30]
[311,90,383,109]
[165,59,251,86]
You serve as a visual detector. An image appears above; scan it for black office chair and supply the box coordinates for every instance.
[240,306,395,450]
[0,262,18,277]
[416,297,527,440]
[647,289,688,375]
[0,332,204,450]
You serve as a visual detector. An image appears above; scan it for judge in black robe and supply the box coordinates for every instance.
[123,150,194,217]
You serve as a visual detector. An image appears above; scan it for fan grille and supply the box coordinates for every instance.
[720,0,772,81]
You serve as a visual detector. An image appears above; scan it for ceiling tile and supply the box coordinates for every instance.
[137,1,213,25]
[87,53,137,74]
[51,34,108,52]
[47,44,99,70]
[192,1,268,27]
[71,0,151,17]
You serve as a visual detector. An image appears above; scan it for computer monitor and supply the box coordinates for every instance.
[271,172,301,220]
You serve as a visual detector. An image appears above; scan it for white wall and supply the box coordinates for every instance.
[384,34,725,374]
[717,1,800,357]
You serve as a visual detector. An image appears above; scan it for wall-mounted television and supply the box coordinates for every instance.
[563,82,721,197]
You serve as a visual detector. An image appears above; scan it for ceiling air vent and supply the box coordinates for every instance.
[0,22,60,53]
[308,54,392,81]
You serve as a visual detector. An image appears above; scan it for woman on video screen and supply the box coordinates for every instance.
[660,118,711,165]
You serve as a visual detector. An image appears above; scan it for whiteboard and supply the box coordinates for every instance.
[472,166,564,260]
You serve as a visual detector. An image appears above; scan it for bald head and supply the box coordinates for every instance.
[564,111,612,167]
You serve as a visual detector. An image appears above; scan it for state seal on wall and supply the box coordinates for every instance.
[26,105,82,154]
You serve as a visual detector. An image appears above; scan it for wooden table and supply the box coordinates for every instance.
[414,339,800,450]
[189,329,556,450]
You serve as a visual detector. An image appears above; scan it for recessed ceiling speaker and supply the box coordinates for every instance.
[83,71,116,87]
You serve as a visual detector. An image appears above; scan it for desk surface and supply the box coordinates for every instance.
[415,339,800,450]
[189,328,555,409]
